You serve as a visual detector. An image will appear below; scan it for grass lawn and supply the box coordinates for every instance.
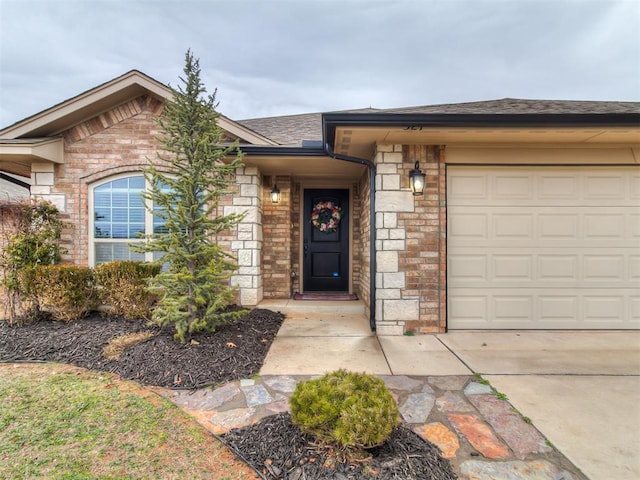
[0,363,258,479]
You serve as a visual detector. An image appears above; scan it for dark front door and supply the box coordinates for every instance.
[303,188,349,292]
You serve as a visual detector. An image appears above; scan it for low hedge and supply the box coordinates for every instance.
[94,261,161,320]
[32,265,97,322]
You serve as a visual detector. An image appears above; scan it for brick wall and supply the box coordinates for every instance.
[357,170,372,317]
[262,175,292,298]
[399,145,446,333]
[44,95,164,265]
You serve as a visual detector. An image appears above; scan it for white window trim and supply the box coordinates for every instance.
[88,173,155,266]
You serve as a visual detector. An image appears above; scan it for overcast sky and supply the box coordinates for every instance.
[0,0,638,128]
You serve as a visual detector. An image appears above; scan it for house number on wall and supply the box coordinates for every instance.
[403,125,423,131]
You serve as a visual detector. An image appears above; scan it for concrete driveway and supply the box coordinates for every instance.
[437,331,640,480]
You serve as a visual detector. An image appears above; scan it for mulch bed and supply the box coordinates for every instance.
[0,308,284,389]
[222,413,457,480]
[1,308,458,479]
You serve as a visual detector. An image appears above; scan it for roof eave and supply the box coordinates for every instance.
[322,112,640,149]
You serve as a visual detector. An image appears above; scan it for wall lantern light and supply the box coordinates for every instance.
[409,161,426,196]
[270,184,281,203]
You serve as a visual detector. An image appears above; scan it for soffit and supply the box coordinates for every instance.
[243,154,366,180]
[334,126,640,159]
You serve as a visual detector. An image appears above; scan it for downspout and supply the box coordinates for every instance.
[324,143,377,332]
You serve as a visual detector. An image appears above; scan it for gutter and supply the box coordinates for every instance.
[0,172,31,190]
[237,145,327,156]
[324,143,377,332]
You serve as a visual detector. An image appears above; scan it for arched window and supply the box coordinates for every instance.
[90,175,162,265]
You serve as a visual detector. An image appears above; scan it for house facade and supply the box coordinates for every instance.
[1,71,638,333]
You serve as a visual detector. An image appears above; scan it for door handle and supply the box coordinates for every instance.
[304,244,308,258]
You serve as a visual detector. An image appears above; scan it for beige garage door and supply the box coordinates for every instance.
[447,166,640,329]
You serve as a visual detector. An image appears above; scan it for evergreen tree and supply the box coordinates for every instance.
[135,50,245,342]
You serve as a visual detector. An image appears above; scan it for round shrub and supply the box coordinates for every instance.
[289,369,399,449]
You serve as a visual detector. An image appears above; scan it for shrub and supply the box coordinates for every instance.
[94,261,161,320]
[289,369,399,451]
[0,199,66,323]
[32,265,96,322]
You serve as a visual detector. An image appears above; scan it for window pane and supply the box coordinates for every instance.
[112,224,128,238]
[94,191,111,209]
[95,223,111,238]
[129,176,145,189]
[111,178,129,190]
[112,208,128,222]
[95,242,145,265]
[130,208,144,223]
[129,224,145,237]
[94,208,110,222]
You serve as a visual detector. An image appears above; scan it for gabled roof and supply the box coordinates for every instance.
[0,70,277,146]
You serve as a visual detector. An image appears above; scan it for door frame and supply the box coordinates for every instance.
[298,181,354,294]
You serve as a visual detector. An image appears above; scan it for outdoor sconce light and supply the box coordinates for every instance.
[270,184,281,203]
[409,161,426,196]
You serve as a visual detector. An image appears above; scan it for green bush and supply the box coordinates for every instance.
[289,369,399,450]
[32,265,96,322]
[94,261,161,320]
[0,199,66,323]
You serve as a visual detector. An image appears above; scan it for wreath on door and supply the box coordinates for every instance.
[311,201,343,233]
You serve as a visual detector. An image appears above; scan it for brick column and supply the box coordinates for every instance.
[228,166,263,306]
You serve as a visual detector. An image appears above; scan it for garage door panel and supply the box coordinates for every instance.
[448,168,639,206]
[449,255,487,280]
[538,174,580,199]
[494,214,533,239]
[538,255,579,280]
[584,174,627,200]
[494,296,532,320]
[448,166,639,329]
[584,214,625,239]
[450,207,634,248]
[538,213,579,240]
[493,255,532,280]
[584,296,625,322]
[494,174,533,199]
[449,213,488,240]
[538,295,578,321]
[450,289,640,328]
[583,255,625,281]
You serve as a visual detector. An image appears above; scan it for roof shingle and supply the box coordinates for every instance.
[237,99,640,146]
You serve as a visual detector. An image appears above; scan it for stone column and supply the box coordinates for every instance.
[30,162,66,212]
[374,144,419,335]
[228,167,263,306]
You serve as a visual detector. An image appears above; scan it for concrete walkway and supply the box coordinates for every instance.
[160,300,639,480]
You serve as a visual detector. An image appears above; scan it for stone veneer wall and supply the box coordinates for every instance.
[374,144,446,334]
[262,175,292,298]
[227,167,262,306]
